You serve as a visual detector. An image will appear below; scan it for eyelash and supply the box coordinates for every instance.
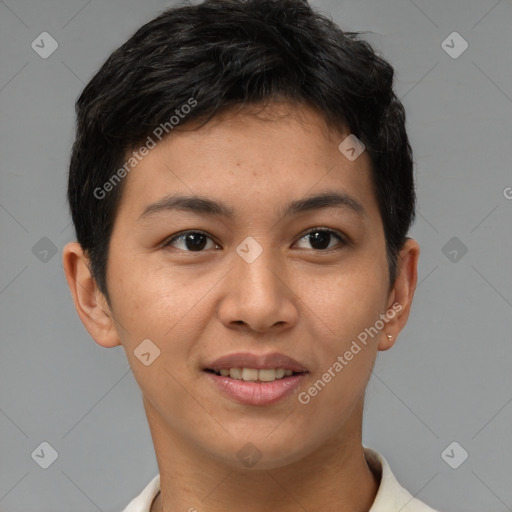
[161,228,347,252]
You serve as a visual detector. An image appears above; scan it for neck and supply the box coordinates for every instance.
[145,397,380,512]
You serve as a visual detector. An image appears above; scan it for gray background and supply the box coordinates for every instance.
[1,0,511,510]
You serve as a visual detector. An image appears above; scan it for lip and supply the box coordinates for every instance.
[203,352,308,406]
[204,371,307,406]
[204,351,308,372]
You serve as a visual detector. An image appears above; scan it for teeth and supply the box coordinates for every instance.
[229,368,243,380]
[215,368,298,382]
[258,369,277,382]
[275,368,286,379]
[241,368,259,381]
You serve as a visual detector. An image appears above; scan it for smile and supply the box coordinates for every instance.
[205,367,304,382]
[203,368,308,406]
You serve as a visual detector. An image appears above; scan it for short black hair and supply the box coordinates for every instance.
[68,0,415,305]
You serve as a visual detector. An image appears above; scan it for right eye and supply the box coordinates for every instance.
[162,230,221,252]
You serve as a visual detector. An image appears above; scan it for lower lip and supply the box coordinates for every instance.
[204,371,307,406]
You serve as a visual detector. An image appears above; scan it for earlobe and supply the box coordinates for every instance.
[62,242,121,348]
[378,238,420,351]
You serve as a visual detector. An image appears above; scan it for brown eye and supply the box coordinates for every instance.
[163,231,220,252]
[295,228,345,251]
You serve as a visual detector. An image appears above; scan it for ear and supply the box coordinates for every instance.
[378,237,420,351]
[62,242,121,348]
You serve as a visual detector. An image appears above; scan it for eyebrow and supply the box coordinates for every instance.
[138,191,366,222]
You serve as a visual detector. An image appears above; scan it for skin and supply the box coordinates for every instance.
[63,101,420,512]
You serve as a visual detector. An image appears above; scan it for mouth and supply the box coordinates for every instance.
[203,369,308,406]
[202,352,309,406]
[204,367,307,382]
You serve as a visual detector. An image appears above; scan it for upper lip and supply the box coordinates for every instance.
[205,352,308,372]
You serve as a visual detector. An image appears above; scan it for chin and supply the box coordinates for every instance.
[203,433,316,471]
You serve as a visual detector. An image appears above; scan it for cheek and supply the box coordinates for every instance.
[108,265,205,420]
[108,256,204,339]
[299,259,388,341]
[107,257,218,388]
[295,280,382,433]
[295,262,387,405]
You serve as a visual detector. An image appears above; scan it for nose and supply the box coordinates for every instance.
[217,250,299,334]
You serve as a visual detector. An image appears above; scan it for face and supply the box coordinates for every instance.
[65,101,418,470]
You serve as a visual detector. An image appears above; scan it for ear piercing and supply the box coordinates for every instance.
[387,334,393,340]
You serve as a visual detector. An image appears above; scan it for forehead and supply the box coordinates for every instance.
[114,101,379,225]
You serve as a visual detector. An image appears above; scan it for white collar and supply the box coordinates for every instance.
[122,447,438,511]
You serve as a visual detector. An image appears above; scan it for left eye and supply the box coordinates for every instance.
[294,228,345,250]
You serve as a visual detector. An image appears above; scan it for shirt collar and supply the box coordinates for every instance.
[123,447,437,512]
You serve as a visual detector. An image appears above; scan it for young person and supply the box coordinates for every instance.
[62,1,439,510]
